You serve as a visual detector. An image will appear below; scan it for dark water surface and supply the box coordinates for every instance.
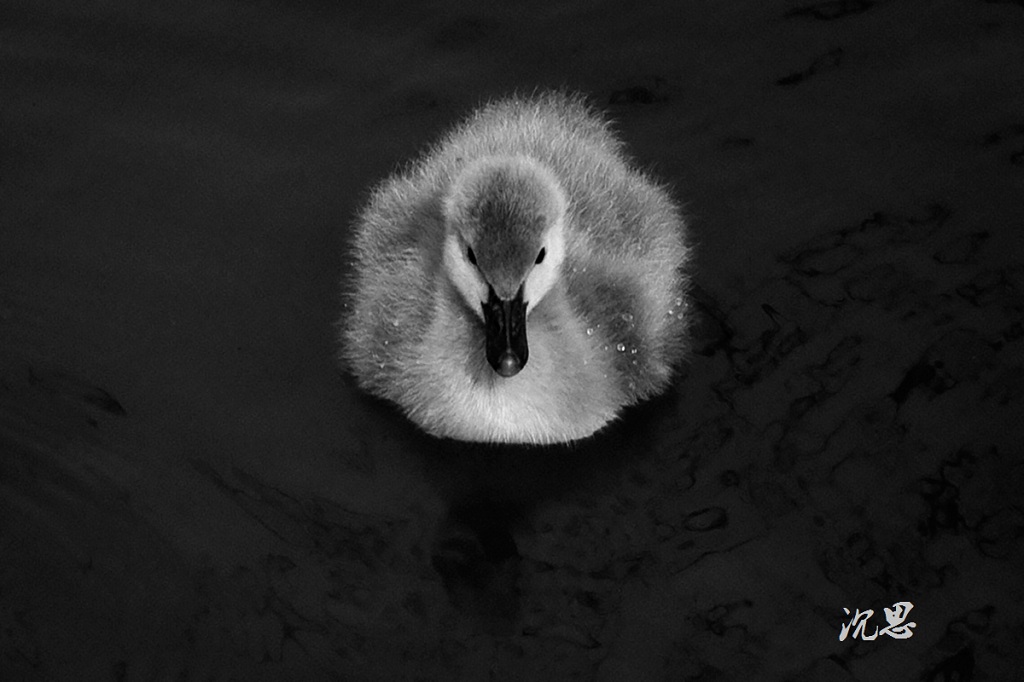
[2,0,1023,679]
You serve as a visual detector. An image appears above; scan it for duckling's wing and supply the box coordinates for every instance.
[340,174,446,395]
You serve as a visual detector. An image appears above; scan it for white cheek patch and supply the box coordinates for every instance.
[524,217,567,312]
[444,234,488,319]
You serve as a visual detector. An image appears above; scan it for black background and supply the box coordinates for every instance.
[2,0,1023,679]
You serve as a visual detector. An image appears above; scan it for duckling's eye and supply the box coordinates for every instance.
[535,248,546,265]
[466,246,477,266]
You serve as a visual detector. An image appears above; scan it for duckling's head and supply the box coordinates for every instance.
[442,156,568,378]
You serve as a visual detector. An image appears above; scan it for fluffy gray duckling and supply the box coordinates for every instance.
[341,91,691,444]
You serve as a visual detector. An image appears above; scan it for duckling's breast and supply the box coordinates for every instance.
[408,284,625,443]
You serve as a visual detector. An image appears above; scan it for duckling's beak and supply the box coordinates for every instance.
[483,285,528,378]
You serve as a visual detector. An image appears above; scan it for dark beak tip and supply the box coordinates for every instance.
[496,352,523,378]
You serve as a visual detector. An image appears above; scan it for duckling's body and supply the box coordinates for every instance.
[341,92,691,444]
